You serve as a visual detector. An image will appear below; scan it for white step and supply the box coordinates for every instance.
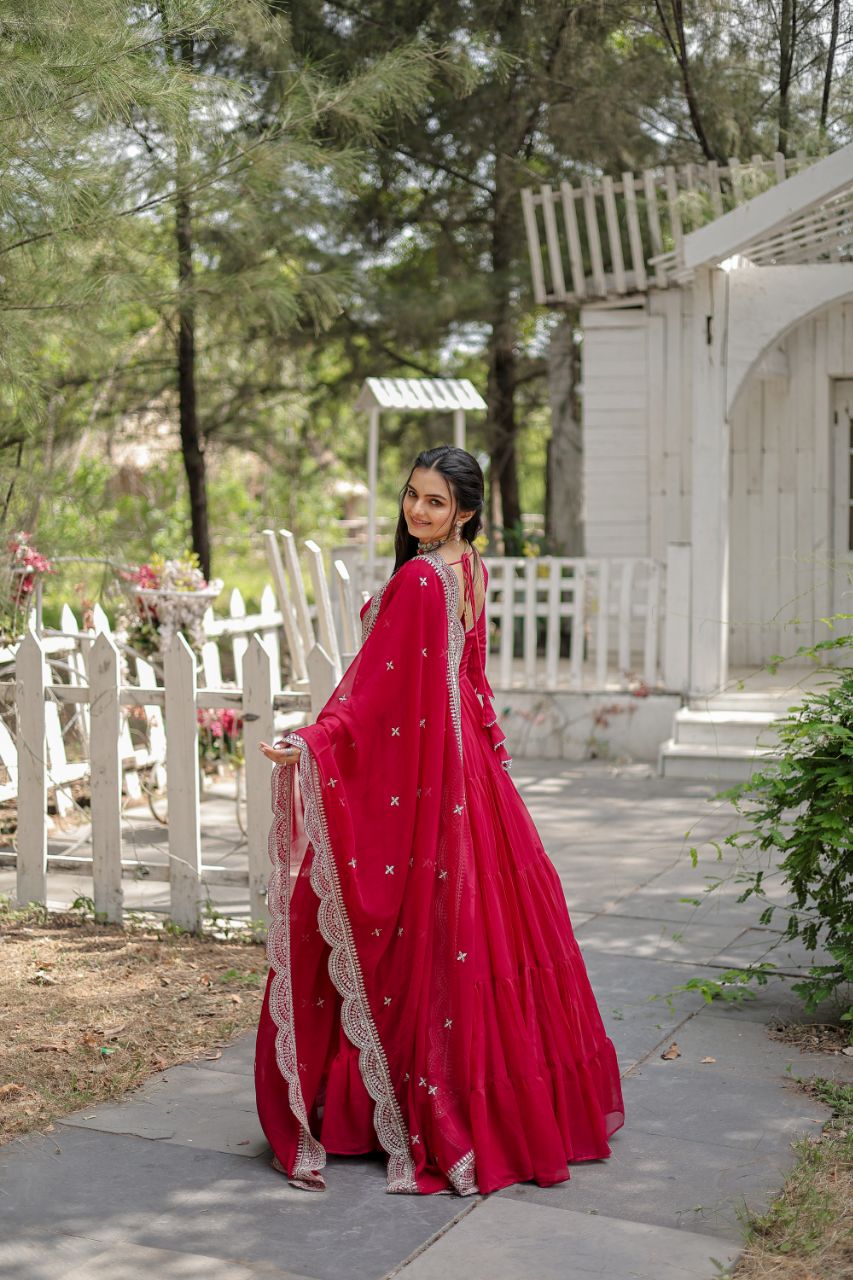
[673,708,782,749]
[658,738,779,782]
[687,691,801,714]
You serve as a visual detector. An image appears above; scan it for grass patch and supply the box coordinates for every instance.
[730,1076,853,1279]
[0,897,266,1144]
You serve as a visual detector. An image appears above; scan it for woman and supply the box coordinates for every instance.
[255,445,624,1197]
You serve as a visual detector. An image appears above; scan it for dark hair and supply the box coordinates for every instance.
[392,445,485,573]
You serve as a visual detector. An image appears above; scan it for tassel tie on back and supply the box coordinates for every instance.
[461,552,512,771]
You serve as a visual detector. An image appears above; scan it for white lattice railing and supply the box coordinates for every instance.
[521,154,806,304]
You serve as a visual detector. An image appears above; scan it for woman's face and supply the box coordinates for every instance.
[403,467,467,541]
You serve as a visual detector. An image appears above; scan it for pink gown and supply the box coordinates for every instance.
[255,548,624,1195]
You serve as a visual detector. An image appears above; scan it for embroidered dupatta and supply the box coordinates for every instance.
[265,551,482,1195]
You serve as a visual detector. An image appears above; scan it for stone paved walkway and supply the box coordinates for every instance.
[2,760,851,1280]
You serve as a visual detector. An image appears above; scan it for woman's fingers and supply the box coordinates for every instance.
[258,741,301,765]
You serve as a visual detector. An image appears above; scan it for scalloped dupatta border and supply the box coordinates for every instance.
[265,553,475,1195]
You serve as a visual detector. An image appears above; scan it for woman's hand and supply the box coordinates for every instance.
[258,740,301,766]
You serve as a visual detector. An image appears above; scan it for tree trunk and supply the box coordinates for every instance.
[778,0,796,155]
[545,313,583,556]
[175,36,211,580]
[820,0,840,137]
[487,161,522,555]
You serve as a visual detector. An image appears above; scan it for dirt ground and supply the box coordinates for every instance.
[0,898,266,1145]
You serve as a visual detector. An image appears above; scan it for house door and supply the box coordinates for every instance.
[832,380,853,632]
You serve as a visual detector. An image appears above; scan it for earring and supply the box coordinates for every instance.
[455,521,463,539]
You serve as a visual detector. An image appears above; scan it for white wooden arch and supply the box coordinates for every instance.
[726,264,853,416]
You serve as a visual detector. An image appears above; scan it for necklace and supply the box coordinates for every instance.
[416,533,465,554]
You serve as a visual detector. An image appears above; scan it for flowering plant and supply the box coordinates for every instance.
[116,552,223,659]
[0,531,54,647]
[197,706,243,771]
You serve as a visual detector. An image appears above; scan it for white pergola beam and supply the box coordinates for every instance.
[683,140,853,270]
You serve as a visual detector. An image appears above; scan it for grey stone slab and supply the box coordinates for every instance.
[496,1124,783,1241]
[60,1061,266,1155]
[60,1242,319,1280]
[620,1057,828,1155]
[193,1029,257,1075]
[578,951,714,1071]
[574,912,750,965]
[397,1196,739,1280]
[60,1087,268,1157]
[657,1009,853,1083]
[0,1128,466,1280]
[709,925,835,975]
[0,1231,100,1280]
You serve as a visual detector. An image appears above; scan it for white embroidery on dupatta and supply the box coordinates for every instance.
[416,552,464,759]
[283,733,419,1195]
[266,764,328,1191]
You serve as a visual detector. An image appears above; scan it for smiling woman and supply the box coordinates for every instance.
[254,445,624,1196]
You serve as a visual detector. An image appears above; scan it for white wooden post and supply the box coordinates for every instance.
[61,603,91,749]
[618,560,635,675]
[262,528,308,684]
[242,634,276,924]
[86,604,141,800]
[453,407,465,449]
[281,529,314,660]
[595,559,610,687]
[664,542,692,694]
[544,558,561,690]
[16,628,47,905]
[164,634,202,932]
[499,559,516,689]
[570,561,587,689]
[643,560,662,688]
[229,588,248,686]
[333,559,359,658]
[89,632,123,923]
[304,539,342,681]
[259,583,282,690]
[523,559,537,686]
[200,604,224,688]
[367,406,380,589]
[0,716,19,802]
[136,653,167,787]
[690,267,730,694]
[306,643,338,720]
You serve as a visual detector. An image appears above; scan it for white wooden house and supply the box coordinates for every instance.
[523,144,853,776]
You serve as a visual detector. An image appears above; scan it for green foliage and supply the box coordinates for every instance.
[674,631,853,1037]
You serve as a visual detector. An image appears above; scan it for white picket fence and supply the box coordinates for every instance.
[346,543,690,693]
[0,534,690,927]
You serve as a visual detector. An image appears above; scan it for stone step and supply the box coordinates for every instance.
[673,708,782,749]
[658,738,779,782]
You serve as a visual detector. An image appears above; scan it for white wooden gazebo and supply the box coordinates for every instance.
[523,143,853,699]
[354,376,487,583]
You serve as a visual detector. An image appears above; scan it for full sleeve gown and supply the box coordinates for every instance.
[254,548,625,1195]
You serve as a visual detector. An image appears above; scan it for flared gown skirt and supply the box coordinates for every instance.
[255,669,625,1194]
